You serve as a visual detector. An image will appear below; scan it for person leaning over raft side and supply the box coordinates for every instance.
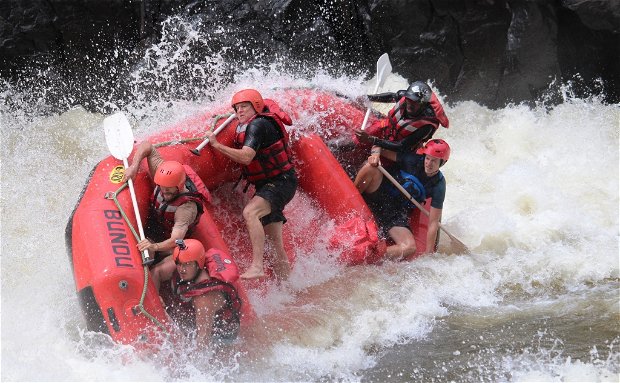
[354,81,449,190]
[122,141,211,289]
[204,89,297,281]
[167,239,242,349]
[361,139,451,260]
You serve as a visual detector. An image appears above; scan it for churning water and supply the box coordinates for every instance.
[1,15,618,383]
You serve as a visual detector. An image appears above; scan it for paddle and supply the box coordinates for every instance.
[191,113,237,155]
[103,112,151,264]
[360,53,393,131]
[377,165,469,254]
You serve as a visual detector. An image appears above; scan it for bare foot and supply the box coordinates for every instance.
[240,265,266,279]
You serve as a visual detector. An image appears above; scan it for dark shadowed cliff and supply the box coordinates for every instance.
[1,0,618,109]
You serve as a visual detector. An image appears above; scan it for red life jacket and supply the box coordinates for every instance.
[234,99,294,183]
[203,248,239,285]
[151,165,211,235]
[368,93,449,141]
[171,248,242,341]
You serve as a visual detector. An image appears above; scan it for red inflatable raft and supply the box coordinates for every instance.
[65,87,437,347]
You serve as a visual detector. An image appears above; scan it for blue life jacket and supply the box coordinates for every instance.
[387,170,427,208]
[387,155,444,209]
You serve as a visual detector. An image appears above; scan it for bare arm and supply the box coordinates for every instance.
[140,224,189,253]
[193,291,227,349]
[425,207,442,253]
[365,146,399,167]
[204,130,257,165]
[136,202,196,253]
[122,140,163,181]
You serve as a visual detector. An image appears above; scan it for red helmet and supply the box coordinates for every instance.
[231,89,265,113]
[154,161,186,191]
[173,239,206,268]
[423,139,451,165]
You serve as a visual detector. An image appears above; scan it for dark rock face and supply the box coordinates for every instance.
[1,0,618,109]
[371,0,619,106]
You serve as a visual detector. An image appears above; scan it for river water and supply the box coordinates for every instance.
[1,16,619,383]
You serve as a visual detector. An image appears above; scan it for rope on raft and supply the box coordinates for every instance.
[106,182,168,333]
[153,113,233,148]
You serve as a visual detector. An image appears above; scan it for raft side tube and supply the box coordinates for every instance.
[405,198,440,260]
[293,134,382,265]
[69,157,169,344]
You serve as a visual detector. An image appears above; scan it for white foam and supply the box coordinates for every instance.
[1,19,618,381]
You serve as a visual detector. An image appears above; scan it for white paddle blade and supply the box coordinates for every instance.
[104,112,135,160]
[361,53,393,130]
[376,53,392,88]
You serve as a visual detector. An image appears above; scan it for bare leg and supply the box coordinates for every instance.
[354,162,384,194]
[265,222,290,282]
[240,195,272,279]
[385,226,417,261]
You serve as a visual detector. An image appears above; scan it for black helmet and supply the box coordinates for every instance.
[404,81,432,103]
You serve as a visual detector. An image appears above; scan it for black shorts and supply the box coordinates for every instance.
[254,169,298,226]
[364,179,411,238]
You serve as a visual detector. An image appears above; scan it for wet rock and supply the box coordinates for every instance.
[1,0,617,107]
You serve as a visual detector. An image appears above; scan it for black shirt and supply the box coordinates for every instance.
[241,117,282,151]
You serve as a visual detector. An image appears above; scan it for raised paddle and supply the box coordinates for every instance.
[360,53,393,131]
[191,113,237,155]
[103,112,151,264]
[377,165,469,254]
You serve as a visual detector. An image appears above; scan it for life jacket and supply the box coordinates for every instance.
[388,155,444,209]
[150,165,211,235]
[234,99,294,183]
[392,170,427,202]
[171,248,242,342]
[368,93,449,142]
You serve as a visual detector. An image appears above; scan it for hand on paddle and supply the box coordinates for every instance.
[367,152,381,167]
[204,130,219,147]
[355,130,376,145]
[121,163,138,183]
[137,238,157,253]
